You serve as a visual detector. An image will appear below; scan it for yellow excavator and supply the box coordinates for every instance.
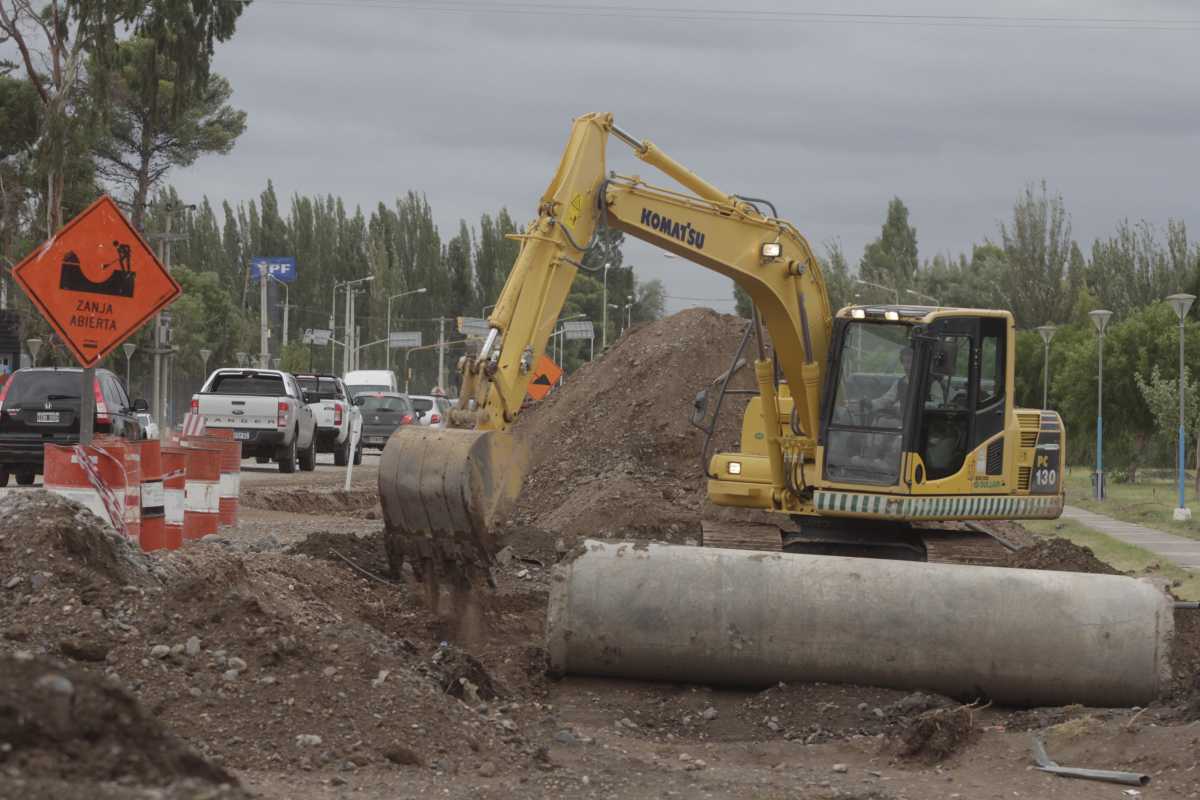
[378,112,1065,594]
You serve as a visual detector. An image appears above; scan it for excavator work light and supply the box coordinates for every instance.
[884,310,900,321]
[727,461,742,475]
[760,242,782,259]
[850,308,867,319]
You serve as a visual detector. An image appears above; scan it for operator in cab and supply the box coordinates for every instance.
[863,345,913,425]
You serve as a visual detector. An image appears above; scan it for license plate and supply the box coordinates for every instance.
[367,436,385,444]
[233,430,251,440]
[36,411,60,423]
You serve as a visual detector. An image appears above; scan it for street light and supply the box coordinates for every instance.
[854,278,900,304]
[602,261,611,349]
[236,351,248,368]
[386,287,427,373]
[122,342,137,390]
[1167,293,1196,521]
[198,348,212,383]
[339,275,375,373]
[1036,325,1056,410]
[904,288,941,306]
[1089,309,1114,500]
[26,337,41,367]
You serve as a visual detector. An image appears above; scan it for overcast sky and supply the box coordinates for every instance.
[174,0,1200,314]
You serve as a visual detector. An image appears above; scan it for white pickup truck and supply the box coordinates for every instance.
[295,373,362,466]
[191,369,318,473]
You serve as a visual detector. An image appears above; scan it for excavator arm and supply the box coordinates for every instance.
[379,112,832,590]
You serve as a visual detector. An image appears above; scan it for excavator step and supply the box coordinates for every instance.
[700,520,782,552]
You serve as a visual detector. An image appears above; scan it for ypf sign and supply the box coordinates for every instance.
[12,196,182,368]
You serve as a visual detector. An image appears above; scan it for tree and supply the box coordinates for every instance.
[1137,364,1200,494]
[859,198,918,294]
[92,36,246,229]
[632,278,665,323]
[999,182,1081,328]
[475,208,519,311]
[1088,219,1194,318]
[822,241,853,312]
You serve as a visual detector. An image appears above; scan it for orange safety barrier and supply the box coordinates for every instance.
[93,436,140,541]
[135,439,165,551]
[161,446,186,549]
[182,446,221,539]
[43,444,127,531]
[183,433,240,528]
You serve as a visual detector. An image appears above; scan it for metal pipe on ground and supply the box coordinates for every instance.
[546,541,1173,708]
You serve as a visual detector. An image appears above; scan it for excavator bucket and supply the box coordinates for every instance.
[378,427,527,592]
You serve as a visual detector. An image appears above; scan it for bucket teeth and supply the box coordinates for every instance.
[378,427,525,589]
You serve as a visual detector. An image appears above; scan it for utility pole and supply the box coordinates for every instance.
[343,281,354,375]
[259,264,269,368]
[437,316,446,392]
[331,281,340,374]
[602,262,610,349]
[152,213,168,422]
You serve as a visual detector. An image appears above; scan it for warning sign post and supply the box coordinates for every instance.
[12,196,182,442]
[525,354,563,402]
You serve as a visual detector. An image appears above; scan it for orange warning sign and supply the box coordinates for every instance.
[526,354,563,401]
[12,196,182,368]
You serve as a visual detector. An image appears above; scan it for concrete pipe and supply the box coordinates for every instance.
[546,541,1173,708]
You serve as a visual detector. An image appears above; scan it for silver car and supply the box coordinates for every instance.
[408,395,450,429]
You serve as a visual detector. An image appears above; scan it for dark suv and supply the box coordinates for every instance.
[0,367,145,485]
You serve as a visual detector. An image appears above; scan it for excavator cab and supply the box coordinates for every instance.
[822,306,1008,490]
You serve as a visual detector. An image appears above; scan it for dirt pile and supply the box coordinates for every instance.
[0,655,238,791]
[1001,538,1122,574]
[510,308,753,538]
[896,705,977,763]
[0,497,549,786]
[240,485,381,518]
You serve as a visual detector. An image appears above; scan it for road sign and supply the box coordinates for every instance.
[456,316,490,338]
[388,331,422,348]
[302,328,332,346]
[250,256,297,283]
[561,320,594,341]
[526,354,562,402]
[12,195,182,368]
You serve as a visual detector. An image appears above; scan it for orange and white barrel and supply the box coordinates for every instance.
[183,446,221,539]
[161,446,187,549]
[93,436,140,541]
[184,434,240,527]
[136,439,165,551]
[43,444,128,532]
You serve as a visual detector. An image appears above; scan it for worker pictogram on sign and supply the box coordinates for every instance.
[12,196,182,368]
[525,354,563,401]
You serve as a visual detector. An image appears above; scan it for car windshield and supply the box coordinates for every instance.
[347,384,390,397]
[360,395,410,413]
[207,372,286,396]
[5,371,81,406]
[296,377,342,400]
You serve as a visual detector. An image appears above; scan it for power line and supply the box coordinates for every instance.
[214,0,1200,31]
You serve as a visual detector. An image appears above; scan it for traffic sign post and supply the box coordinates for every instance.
[388,331,422,349]
[456,316,490,338]
[11,195,182,443]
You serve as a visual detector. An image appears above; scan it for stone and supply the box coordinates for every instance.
[553,730,578,745]
[228,656,248,672]
[29,574,49,592]
[223,669,240,682]
[60,638,110,662]
[618,717,638,729]
[150,644,171,659]
[296,734,323,747]
[383,745,422,766]
[495,546,515,566]
[832,763,848,774]
[516,569,530,579]
[34,673,75,696]
[3,576,21,590]
[477,761,497,777]
[185,636,202,657]
[700,706,719,721]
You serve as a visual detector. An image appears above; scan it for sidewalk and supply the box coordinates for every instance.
[1062,506,1200,570]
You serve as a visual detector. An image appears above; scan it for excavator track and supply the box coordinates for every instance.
[701,517,1020,565]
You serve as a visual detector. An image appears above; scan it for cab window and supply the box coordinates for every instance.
[978,321,1005,408]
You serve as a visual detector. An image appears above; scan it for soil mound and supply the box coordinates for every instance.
[240,485,380,517]
[510,308,753,537]
[1001,538,1121,575]
[287,529,394,578]
[0,654,237,788]
[896,705,977,762]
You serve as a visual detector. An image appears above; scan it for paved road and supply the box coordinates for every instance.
[1062,505,1200,570]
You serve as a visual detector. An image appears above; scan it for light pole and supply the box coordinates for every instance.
[236,351,248,368]
[625,295,634,329]
[386,287,427,373]
[122,342,137,390]
[26,337,42,367]
[905,288,941,306]
[1167,294,1195,521]
[1036,324,1056,410]
[1089,309,1114,500]
[199,348,212,384]
[855,278,900,304]
[340,275,375,374]
[602,261,610,349]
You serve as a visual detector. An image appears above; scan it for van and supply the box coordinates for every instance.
[343,369,398,397]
